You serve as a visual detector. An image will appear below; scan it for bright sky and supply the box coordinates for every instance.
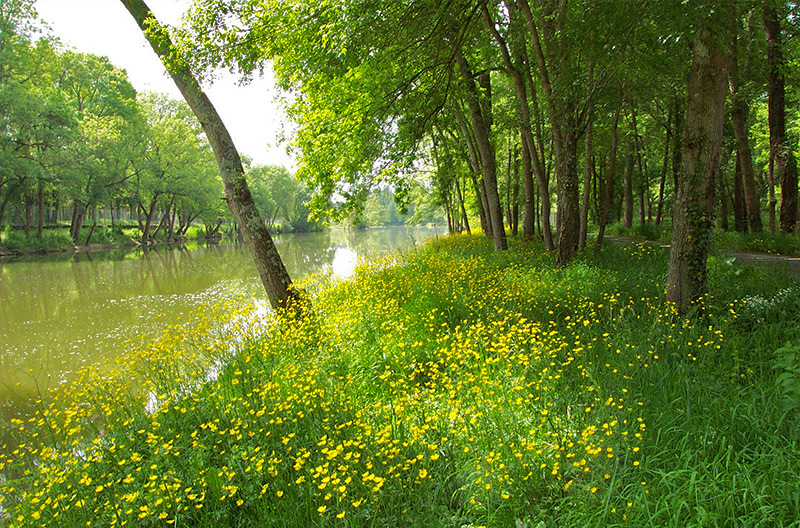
[34,0,294,168]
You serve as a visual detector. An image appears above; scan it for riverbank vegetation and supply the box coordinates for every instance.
[179,0,800,311]
[2,234,799,526]
[0,4,440,257]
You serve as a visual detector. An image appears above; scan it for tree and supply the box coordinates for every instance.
[482,0,552,247]
[119,0,300,311]
[763,2,798,233]
[666,4,732,311]
[729,10,763,234]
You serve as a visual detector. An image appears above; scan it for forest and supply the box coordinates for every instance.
[3,0,800,309]
[177,0,797,311]
[0,0,429,254]
[2,1,800,527]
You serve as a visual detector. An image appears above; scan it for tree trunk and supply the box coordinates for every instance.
[486,1,552,248]
[141,195,158,244]
[579,108,593,249]
[511,148,520,236]
[596,90,623,246]
[666,11,731,311]
[631,105,647,226]
[455,177,471,234]
[120,0,300,311]
[672,96,683,193]
[457,111,491,236]
[623,151,634,229]
[152,198,173,239]
[655,104,671,226]
[37,179,44,239]
[729,20,762,233]
[70,203,88,243]
[733,152,747,232]
[517,0,580,265]
[519,128,536,239]
[763,5,798,233]
[454,48,506,250]
[85,220,98,245]
[768,155,777,232]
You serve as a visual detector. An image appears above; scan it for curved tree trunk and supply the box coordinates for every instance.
[485,1,553,248]
[120,0,300,311]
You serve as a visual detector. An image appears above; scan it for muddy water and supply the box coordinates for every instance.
[0,227,443,404]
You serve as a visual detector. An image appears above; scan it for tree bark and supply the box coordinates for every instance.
[655,104,671,227]
[763,5,798,233]
[517,0,580,265]
[631,104,647,226]
[511,147,521,235]
[120,0,300,311]
[579,107,593,249]
[141,195,158,244]
[453,47,507,250]
[733,152,747,232]
[455,177,471,234]
[666,12,731,311]
[456,109,491,235]
[623,150,634,229]
[596,90,623,247]
[768,154,777,232]
[729,18,762,233]
[519,128,536,239]
[486,1,553,248]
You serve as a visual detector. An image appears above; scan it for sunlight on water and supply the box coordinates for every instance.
[0,227,443,404]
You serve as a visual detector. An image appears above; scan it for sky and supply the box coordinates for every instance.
[34,0,294,168]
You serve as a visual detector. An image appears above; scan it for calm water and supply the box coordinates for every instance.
[0,226,444,404]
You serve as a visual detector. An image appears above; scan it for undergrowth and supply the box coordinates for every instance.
[1,234,798,527]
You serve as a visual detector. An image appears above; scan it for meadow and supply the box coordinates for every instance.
[1,234,799,527]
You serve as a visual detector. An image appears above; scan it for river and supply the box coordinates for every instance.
[0,226,444,408]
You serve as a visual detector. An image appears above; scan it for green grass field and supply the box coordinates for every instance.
[2,234,799,527]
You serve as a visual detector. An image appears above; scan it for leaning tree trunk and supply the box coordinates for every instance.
[454,47,507,251]
[485,1,553,248]
[120,0,300,311]
[666,12,731,311]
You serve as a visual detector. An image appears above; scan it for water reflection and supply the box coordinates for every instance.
[0,226,443,403]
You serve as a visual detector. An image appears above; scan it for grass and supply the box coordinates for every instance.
[712,230,800,257]
[1,234,799,526]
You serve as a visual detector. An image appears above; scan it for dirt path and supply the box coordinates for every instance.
[725,250,800,277]
[603,235,800,278]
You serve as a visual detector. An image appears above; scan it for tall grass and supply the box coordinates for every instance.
[1,234,798,527]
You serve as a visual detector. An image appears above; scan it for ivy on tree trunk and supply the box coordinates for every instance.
[666,7,731,311]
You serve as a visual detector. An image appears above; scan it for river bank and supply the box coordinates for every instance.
[2,234,799,527]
